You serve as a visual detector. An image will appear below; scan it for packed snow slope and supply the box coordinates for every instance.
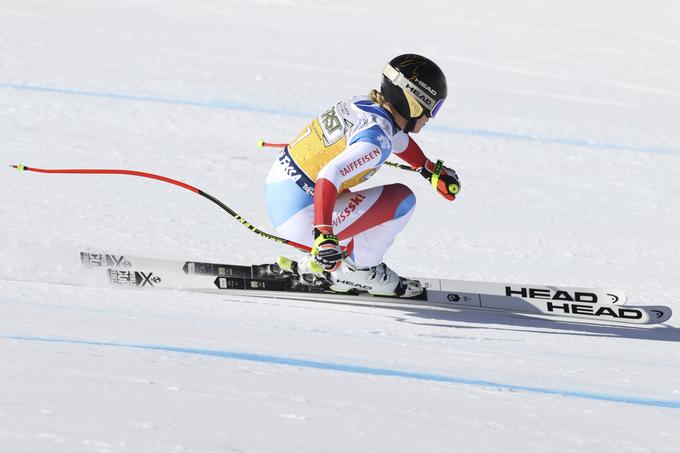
[2,0,680,452]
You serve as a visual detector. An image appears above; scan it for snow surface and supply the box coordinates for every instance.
[2,0,680,451]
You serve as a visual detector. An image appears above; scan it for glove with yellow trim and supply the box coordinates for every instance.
[419,159,460,201]
[312,226,344,272]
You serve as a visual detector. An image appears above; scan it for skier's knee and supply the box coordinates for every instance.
[386,183,416,219]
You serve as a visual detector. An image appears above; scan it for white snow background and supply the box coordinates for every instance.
[2,0,680,452]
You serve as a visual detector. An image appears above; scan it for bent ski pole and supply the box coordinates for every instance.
[257,140,416,172]
[10,164,312,253]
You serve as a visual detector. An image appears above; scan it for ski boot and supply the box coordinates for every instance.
[328,258,423,298]
[273,256,423,298]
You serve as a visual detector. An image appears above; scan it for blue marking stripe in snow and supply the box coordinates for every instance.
[2,82,679,156]
[0,82,310,117]
[429,125,680,156]
[6,335,680,409]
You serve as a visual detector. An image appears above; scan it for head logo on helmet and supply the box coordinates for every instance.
[380,54,447,133]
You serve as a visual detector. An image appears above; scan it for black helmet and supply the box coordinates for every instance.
[380,54,447,132]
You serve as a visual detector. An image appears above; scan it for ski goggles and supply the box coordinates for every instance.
[429,97,445,118]
[383,63,446,119]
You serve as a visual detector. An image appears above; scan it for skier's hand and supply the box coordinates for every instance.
[312,226,343,272]
[420,159,460,201]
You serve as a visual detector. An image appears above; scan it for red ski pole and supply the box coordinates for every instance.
[10,164,312,253]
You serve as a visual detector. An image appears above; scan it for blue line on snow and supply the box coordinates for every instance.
[428,125,680,155]
[0,82,310,118]
[6,335,680,409]
[2,82,679,156]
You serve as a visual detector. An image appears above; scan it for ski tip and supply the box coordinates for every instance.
[651,306,673,323]
[256,139,265,148]
[10,164,26,171]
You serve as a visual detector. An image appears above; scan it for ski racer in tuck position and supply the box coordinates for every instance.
[264,54,460,298]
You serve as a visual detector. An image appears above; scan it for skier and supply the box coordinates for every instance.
[264,54,460,297]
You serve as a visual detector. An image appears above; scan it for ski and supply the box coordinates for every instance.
[80,252,672,325]
[80,251,628,305]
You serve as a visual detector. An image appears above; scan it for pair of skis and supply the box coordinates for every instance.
[80,252,672,325]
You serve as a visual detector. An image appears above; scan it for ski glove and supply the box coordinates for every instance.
[312,226,344,272]
[420,159,460,201]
